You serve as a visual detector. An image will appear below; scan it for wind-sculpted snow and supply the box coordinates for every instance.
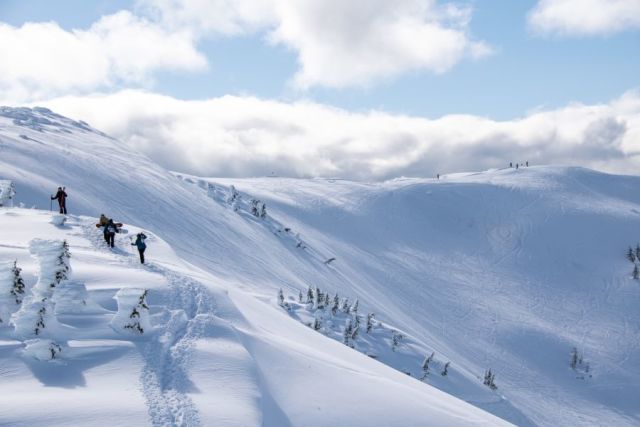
[3,107,639,426]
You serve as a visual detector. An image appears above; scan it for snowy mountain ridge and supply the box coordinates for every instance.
[1,106,639,426]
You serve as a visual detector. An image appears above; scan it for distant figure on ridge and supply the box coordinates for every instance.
[132,232,147,264]
[51,186,67,214]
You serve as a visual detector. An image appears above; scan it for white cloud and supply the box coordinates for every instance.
[37,90,640,179]
[528,0,640,36]
[0,11,206,102]
[137,0,491,88]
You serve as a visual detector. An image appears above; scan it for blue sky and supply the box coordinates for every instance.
[1,0,639,179]
[1,0,637,119]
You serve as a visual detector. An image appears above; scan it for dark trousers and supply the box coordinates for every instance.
[107,232,115,248]
[138,248,145,264]
[58,202,67,214]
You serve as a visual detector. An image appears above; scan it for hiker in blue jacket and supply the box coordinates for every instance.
[132,232,147,264]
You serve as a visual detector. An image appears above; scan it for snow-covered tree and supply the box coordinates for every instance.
[331,293,340,315]
[349,298,359,315]
[570,347,579,370]
[250,199,267,218]
[340,297,350,313]
[633,265,639,280]
[422,352,435,375]
[0,261,26,323]
[298,289,303,303]
[483,369,497,389]
[314,287,324,309]
[227,185,239,204]
[306,286,314,304]
[627,247,636,263]
[635,244,640,261]
[111,288,151,335]
[12,297,61,338]
[343,318,354,347]
[9,261,26,304]
[366,313,375,333]
[441,361,450,376]
[391,330,403,352]
[351,315,361,341]
[278,288,285,306]
[313,317,321,331]
[23,339,64,361]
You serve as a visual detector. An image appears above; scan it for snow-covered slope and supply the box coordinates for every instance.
[0,107,511,426]
[1,106,639,426]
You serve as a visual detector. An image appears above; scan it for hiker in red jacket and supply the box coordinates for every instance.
[51,187,67,214]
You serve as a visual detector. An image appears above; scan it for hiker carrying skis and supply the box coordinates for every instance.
[104,219,119,248]
[51,187,67,214]
[132,232,147,264]
[98,214,109,243]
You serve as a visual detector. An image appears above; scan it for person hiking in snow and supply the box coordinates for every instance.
[97,214,110,243]
[51,187,67,214]
[104,218,119,248]
[131,232,147,264]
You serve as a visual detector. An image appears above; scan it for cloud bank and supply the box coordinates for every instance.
[528,0,640,36]
[0,11,206,102]
[39,90,640,180]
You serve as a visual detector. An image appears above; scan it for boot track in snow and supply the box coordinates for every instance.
[82,221,217,426]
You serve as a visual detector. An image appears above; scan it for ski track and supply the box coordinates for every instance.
[81,220,216,427]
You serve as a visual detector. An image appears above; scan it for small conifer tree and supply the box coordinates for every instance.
[421,352,435,379]
[483,369,497,389]
[633,265,639,280]
[628,247,636,263]
[349,299,359,315]
[343,318,353,346]
[331,293,340,315]
[306,286,314,304]
[635,244,640,261]
[340,297,350,313]
[391,330,403,352]
[10,260,26,304]
[366,313,375,333]
[278,289,284,306]
[570,347,579,370]
[441,361,450,376]
[123,290,149,334]
[298,290,303,303]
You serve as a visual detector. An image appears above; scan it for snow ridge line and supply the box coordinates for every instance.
[81,221,216,427]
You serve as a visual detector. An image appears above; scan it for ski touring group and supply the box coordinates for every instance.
[49,186,148,264]
[96,213,147,264]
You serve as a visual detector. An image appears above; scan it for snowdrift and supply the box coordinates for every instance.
[1,106,639,426]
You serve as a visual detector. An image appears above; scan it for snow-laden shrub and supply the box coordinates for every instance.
[12,297,63,338]
[483,369,497,389]
[110,288,151,335]
[0,260,26,323]
[0,180,15,207]
[23,339,65,361]
[50,214,67,226]
[52,280,88,314]
[29,239,71,298]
